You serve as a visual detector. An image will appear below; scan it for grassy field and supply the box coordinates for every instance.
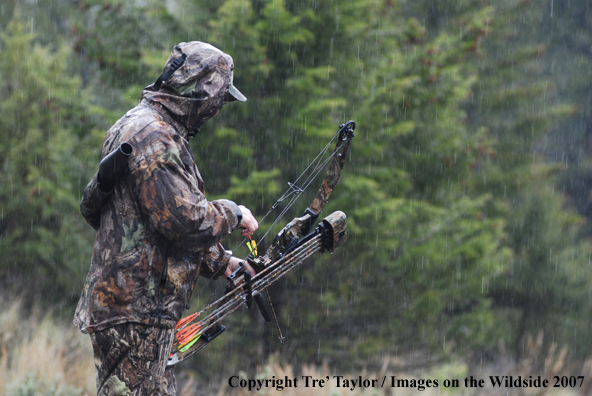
[0,300,588,396]
[0,299,94,395]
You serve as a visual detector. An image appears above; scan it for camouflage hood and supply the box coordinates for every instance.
[140,41,246,136]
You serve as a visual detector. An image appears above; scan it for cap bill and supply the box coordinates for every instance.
[227,84,247,102]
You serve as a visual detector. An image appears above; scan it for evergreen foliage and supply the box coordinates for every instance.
[0,14,98,303]
[1,0,591,375]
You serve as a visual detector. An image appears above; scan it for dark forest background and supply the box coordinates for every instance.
[2,0,592,391]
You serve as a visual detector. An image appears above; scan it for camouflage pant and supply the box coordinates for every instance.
[90,323,176,396]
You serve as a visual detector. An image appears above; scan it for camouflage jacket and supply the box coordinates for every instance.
[74,95,242,334]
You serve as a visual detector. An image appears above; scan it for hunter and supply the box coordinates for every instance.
[74,41,258,396]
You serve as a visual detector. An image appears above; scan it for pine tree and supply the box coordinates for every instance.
[405,0,592,356]
[0,12,99,305]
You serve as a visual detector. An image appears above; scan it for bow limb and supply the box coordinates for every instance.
[250,121,355,268]
[301,120,356,235]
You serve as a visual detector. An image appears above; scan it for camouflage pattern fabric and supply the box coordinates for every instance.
[142,41,244,133]
[75,41,245,335]
[90,323,176,396]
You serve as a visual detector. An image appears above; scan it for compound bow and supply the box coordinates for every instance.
[167,120,356,366]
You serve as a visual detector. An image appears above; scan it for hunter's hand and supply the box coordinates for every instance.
[225,257,256,277]
[238,205,258,236]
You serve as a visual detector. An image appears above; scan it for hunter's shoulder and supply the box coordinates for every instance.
[105,106,180,153]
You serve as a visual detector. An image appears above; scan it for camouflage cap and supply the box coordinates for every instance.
[141,42,246,134]
[160,41,246,102]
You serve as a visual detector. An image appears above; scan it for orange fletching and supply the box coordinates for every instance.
[175,312,199,329]
[176,322,202,346]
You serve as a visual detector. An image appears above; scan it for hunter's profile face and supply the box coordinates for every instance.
[160,41,246,128]
[140,41,247,132]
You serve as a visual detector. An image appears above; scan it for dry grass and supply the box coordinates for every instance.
[0,299,95,395]
[0,300,590,396]
[466,333,589,396]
